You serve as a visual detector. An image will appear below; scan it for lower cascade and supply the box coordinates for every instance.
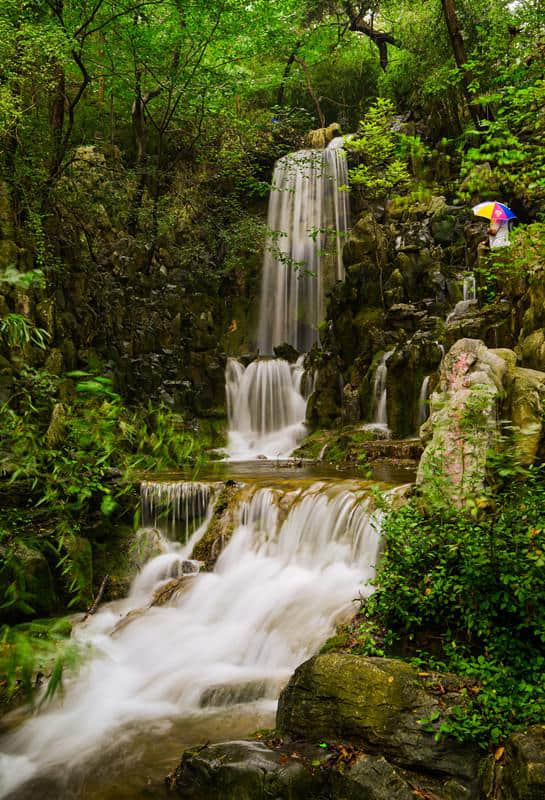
[225,357,308,460]
[0,479,382,798]
[140,480,212,538]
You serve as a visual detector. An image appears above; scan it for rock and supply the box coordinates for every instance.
[499,725,545,799]
[128,527,167,569]
[344,212,388,267]
[417,339,506,505]
[273,343,300,363]
[330,755,414,799]
[306,122,342,149]
[342,384,361,424]
[191,483,243,569]
[276,653,481,781]
[510,367,545,464]
[170,740,323,800]
[521,329,545,371]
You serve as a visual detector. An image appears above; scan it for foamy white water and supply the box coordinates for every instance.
[0,480,381,798]
[257,140,350,354]
[225,357,307,460]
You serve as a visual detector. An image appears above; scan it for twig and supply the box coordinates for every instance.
[83,574,109,620]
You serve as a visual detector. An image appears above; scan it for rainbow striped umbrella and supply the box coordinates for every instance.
[472,201,517,222]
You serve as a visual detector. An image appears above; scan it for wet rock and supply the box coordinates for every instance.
[129,527,167,569]
[330,755,414,799]
[191,483,243,569]
[170,740,323,800]
[277,653,481,781]
[273,343,299,363]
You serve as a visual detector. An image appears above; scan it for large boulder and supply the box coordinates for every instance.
[417,339,506,505]
[276,653,481,782]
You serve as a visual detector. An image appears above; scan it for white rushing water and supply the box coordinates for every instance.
[372,350,394,432]
[140,480,211,538]
[256,138,350,355]
[418,375,431,427]
[0,480,382,798]
[224,357,307,460]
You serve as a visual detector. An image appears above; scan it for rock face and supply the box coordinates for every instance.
[417,338,505,504]
[498,726,545,799]
[418,339,545,502]
[276,653,481,782]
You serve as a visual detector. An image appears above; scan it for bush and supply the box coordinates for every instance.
[362,466,545,747]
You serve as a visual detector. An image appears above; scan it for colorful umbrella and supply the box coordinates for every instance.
[472,201,517,222]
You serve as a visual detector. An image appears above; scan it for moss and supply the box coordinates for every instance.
[191,482,243,569]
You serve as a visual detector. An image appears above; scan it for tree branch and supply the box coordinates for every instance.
[344,1,399,69]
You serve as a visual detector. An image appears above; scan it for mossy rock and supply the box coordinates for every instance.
[276,653,481,781]
[191,482,243,569]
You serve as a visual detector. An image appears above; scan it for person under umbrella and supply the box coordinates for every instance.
[473,201,517,248]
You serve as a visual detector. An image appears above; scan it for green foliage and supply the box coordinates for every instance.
[0,618,80,708]
[0,313,49,349]
[363,463,545,747]
[347,99,410,200]
[475,223,545,305]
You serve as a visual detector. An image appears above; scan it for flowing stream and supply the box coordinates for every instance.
[0,476,384,799]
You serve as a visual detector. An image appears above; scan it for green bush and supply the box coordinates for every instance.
[363,466,545,746]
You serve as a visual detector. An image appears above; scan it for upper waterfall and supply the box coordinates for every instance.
[256,137,350,354]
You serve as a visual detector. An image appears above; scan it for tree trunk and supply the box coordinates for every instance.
[440,0,482,127]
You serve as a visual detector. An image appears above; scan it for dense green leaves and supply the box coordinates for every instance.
[363,466,545,746]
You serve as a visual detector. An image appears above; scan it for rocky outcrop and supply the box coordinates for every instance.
[190,482,243,569]
[276,653,481,783]
[418,339,545,502]
[306,122,342,149]
[417,338,505,503]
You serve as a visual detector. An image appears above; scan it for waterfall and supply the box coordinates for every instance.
[372,350,394,430]
[225,357,307,460]
[463,273,476,301]
[140,481,211,539]
[256,139,350,355]
[0,480,382,797]
[418,375,431,426]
